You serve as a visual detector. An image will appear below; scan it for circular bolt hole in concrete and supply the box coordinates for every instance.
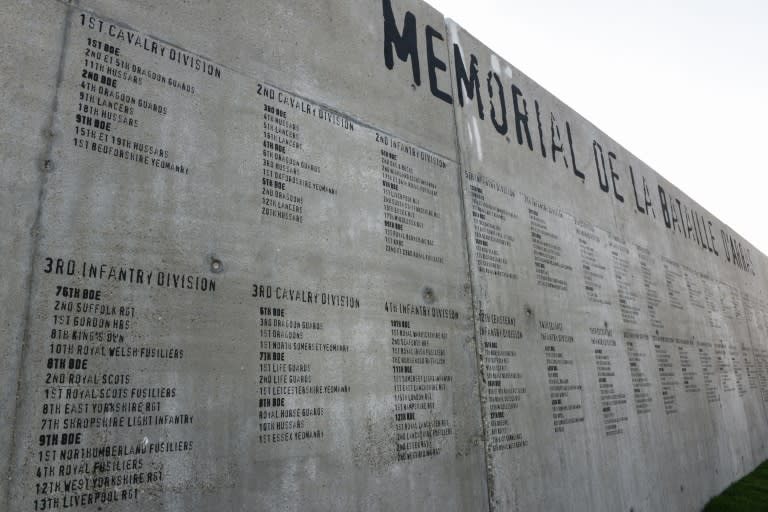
[210,258,224,273]
[422,287,435,304]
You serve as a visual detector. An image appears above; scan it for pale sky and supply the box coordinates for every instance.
[428,0,768,256]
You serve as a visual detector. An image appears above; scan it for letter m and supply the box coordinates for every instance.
[383,0,420,85]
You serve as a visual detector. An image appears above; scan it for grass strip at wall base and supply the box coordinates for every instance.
[703,459,768,511]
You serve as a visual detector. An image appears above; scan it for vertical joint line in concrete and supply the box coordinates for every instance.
[440,16,496,512]
[6,1,77,503]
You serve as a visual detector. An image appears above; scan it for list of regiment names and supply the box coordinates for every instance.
[386,301,458,461]
[30,256,209,510]
[251,284,357,449]
[26,11,228,509]
[464,172,518,279]
[258,85,343,224]
[478,310,527,451]
[17,6,768,510]
[379,138,448,264]
[71,13,210,176]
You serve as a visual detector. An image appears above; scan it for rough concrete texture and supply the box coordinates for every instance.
[447,18,768,512]
[0,2,70,510]
[1,1,766,511]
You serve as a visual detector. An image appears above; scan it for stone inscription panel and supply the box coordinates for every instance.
[5,1,768,512]
[7,5,488,511]
[442,15,768,512]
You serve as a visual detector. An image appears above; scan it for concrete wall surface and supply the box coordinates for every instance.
[1,1,767,511]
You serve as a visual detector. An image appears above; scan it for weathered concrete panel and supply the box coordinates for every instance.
[3,1,768,511]
[445,17,768,512]
[3,1,487,510]
[0,2,70,510]
[75,0,460,159]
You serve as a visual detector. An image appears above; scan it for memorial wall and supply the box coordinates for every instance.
[1,1,767,511]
